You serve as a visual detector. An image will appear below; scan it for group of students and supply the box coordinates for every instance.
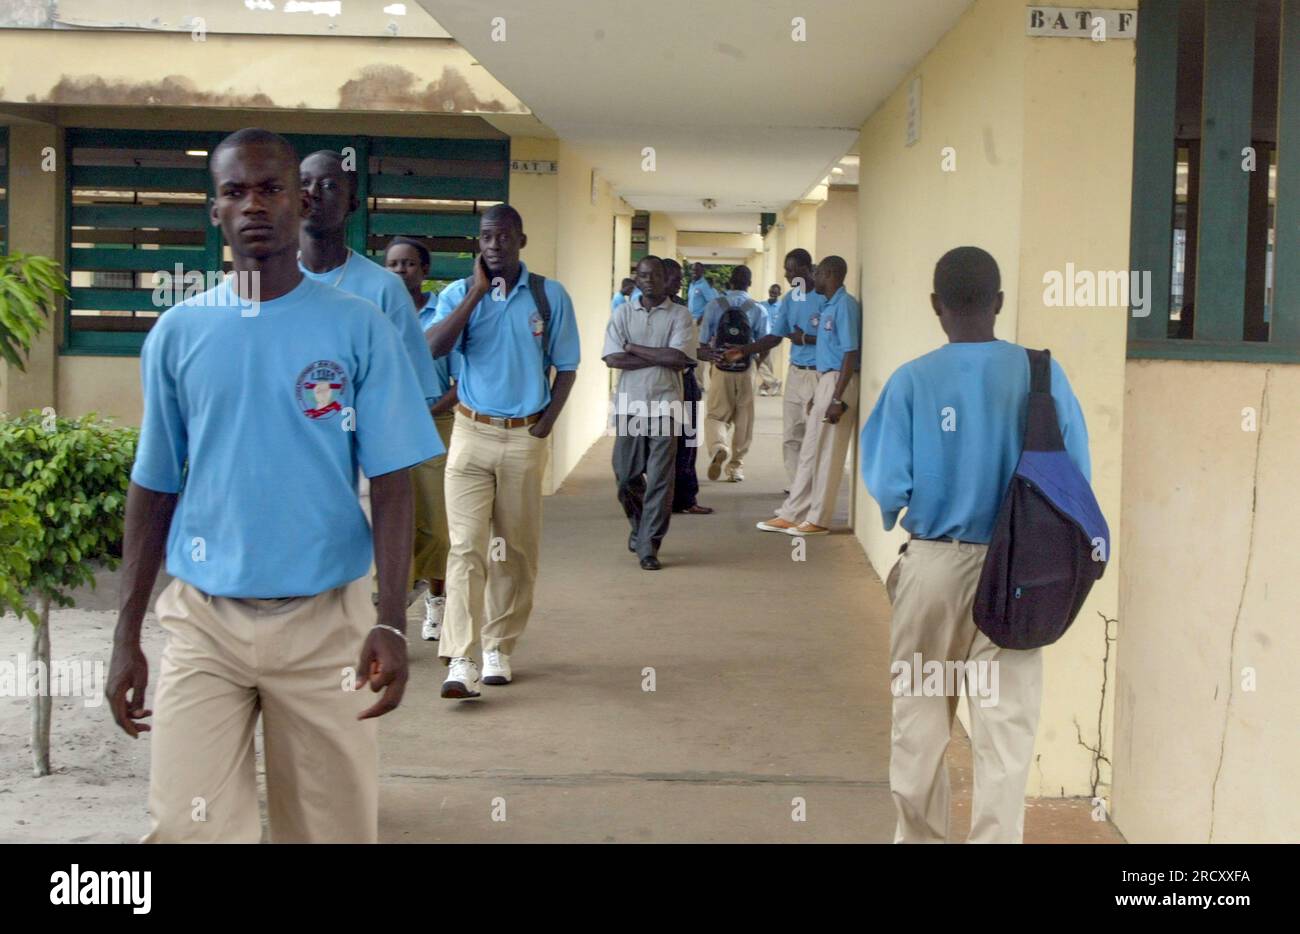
[105,125,1092,846]
[604,248,864,571]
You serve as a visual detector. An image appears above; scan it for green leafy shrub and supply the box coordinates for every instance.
[0,411,138,618]
[0,253,69,371]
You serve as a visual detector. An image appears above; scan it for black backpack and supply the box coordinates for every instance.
[973,349,1109,649]
[712,299,753,372]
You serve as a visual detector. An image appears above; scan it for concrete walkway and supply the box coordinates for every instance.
[1,396,1121,843]
[382,396,895,842]
[381,396,1121,843]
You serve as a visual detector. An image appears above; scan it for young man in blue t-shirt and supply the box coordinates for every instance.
[105,128,443,843]
[425,204,581,698]
[859,246,1091,843]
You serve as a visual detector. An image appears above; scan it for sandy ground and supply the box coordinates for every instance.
[0,396,1122,844]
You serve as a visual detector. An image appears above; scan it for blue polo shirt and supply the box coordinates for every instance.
[431,263,581,418]
[816,286,861,373]
[688,278,719,321]
[699,291,767,346]
[860,340,1090,544]
[417,295,457,398]
[762,300,779,336]
[132,276,444,598]
[611,287,642,313]
[300,250,439,404]
[769,288,826,368]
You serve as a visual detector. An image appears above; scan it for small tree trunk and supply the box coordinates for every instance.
[31,594,51,777]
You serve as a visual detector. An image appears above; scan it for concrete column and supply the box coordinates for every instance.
[509,138,559,277]
[1,122,64,417]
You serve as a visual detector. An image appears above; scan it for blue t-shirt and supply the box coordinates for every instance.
[699,291,766,346]
[860,340,1090,544]
[132,277,444,598]
[430,263,581,418]
[769,289,826,368]
[688,279,719,321]
[816,286,862,373]
[611,287,642,313]
[417,295,457,398]
[300,250,439,404]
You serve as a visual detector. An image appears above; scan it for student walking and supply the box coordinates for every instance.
[106,128,443,843]
[385,237,459,640]
[769,249,826,486]
[756,283,783,396]
[860,246,1091,843]
[698,266,766,483]
[603,256,694,570]
[297,151,438,404]
[424,205,580,699]
[663,259,713,515]
[757,256,860,535]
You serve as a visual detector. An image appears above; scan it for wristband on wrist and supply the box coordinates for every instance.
[372,623,407,643]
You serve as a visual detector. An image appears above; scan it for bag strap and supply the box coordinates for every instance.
[527,272,551,360]
[1023,348,1066,453]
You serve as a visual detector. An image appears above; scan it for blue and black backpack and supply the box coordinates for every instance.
[973,349,1109,649]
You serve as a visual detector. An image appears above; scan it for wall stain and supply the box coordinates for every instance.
[714,41,745,60]
[337,64,510,113]
[32,75,275,108]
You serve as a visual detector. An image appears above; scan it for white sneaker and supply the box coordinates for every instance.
[421,593,445,641]
[441,657,480,699]
[482,649,513,686]
[727,467,745,482]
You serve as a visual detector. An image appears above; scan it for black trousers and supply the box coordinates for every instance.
[613,415,678,560]
[671,365,702,511]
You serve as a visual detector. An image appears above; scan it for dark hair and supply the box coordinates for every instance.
[662,258,682,272]
[820,255,848,280]
[785,248,813,267]
[934,246,1001,314]
[481,203,524,233]
[301,149,359,198]
[730,265,753,289]
[386,236,430,268]
[636,255,664,271]
[210,128,299,184]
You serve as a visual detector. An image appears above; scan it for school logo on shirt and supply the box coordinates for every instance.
[528,310,545,340]
[823,313,835,331]
[809,314,820,329]
[295,360,348,420]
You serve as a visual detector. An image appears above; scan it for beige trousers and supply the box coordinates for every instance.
[409,412,455,588]
[144,577,378,844]
[781,365,820,486]
[441,411,548,660]
[776,371,857,528]
[703,366,756,474]
[886,539,1043,844]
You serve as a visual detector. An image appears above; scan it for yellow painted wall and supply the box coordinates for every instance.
[852,0,1134,799]
[1114,361,1300,842]
[648,212,678,266]
[0,124,64,418]
[0,31,525,116]
[817,187,859,296]
[510,138,560,279]
[549,140,620,494]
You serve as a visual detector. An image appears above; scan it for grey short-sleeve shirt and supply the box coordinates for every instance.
[603,297,694,412]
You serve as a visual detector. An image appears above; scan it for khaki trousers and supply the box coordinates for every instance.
[409,412,455,588]
[886,539,1044,844]
[776,371,857,528]
[703,366,756,474]
[144,577,378,844]
[781,365,820,486]
[441,411,548,660]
